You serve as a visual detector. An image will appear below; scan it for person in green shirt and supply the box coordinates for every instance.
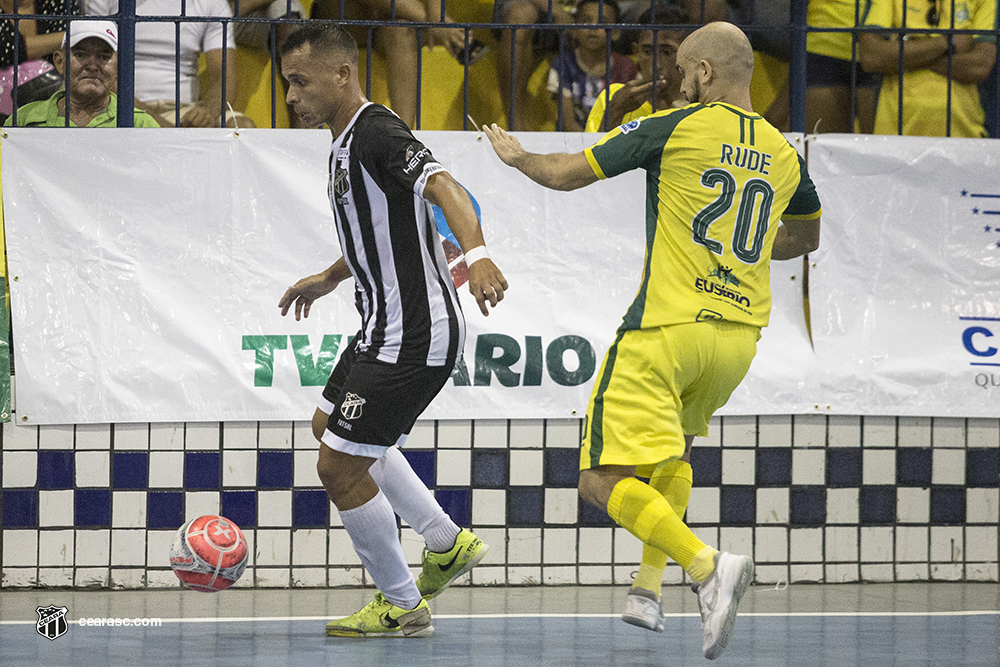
[4,20,160,128]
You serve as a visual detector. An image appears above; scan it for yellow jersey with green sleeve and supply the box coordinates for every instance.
[583,103,822,331]
[864,0,997,137]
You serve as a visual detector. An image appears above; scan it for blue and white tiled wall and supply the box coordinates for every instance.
[1,416,998,589]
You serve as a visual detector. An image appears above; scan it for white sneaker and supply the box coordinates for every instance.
[621,587,664,632]
[692,552,754,660]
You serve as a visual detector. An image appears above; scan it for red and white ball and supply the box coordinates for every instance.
[170,515,248,592]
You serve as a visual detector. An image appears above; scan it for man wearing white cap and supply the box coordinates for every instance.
[4,20,160,127]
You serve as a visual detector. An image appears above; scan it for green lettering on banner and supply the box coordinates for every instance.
[451,358,472,386]
[546,335,597,386]
[242,335,288,387]
[290,334,341,386]
[523,336,543,386]
[0,276,9,422]
[474,334,521,387]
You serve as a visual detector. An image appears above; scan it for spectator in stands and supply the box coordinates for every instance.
[311,0,468,128]
[805,0,878,133]
[495,0,574,130]
[4,20,159,126]
[84,0,253,127]
[0,0,81,117]
[982,63,999,137]
[229,0,304,126]
[547,0,636,131]
[859,0,997,138]
[585,3,687,132]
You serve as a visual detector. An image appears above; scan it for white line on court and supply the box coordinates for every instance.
[3,610,999,626]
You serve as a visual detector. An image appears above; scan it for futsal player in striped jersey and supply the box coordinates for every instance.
[484,22,822,660]
[277,24,508,638]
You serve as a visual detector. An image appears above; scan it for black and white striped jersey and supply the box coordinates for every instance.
[327,102,465,367]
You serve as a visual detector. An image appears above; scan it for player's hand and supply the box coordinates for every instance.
[278,272,340,321]
[467,258,508,316]
[482,123,527,168]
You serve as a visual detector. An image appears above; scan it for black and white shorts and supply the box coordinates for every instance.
[318,344,454,458]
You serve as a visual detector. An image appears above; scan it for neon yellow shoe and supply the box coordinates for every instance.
[416,529,489,600]
[325,592,434,637]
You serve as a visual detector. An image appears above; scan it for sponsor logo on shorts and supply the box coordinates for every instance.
[340,392,366,420]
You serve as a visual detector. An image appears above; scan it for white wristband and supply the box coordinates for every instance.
[463,245,490,267]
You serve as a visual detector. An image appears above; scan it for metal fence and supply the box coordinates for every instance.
[1,0,998,135]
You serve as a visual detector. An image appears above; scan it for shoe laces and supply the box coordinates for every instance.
[368,592,391,611]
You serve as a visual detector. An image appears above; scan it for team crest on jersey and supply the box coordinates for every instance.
[340,392,366,420]
[333,167,350,200]
[619,119,640,134]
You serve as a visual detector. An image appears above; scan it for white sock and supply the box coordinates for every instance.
[370,446,461,553]
[338,489,422,610]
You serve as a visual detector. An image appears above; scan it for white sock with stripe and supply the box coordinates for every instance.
[338,489,422,610]
[370,446,460,553]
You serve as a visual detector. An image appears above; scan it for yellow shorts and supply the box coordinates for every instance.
[580,321,761,471]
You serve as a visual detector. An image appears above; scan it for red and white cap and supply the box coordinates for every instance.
[61,20,118,51]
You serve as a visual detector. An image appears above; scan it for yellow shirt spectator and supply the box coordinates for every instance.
[862,0,998,137]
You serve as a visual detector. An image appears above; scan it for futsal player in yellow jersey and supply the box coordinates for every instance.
[484,22,822,660]
[859,0,997,137]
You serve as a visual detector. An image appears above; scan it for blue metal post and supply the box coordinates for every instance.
[789,0,807,133]
[117,0,137,127]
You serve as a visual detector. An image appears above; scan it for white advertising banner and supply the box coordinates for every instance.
[2,128,816,424]
[808,134,1000,417]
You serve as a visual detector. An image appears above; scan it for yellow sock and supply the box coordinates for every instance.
[689,545,718,583]
[633,460,693,594]
[607,477,712,580]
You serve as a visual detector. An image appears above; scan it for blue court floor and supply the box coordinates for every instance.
[1,584,998,667]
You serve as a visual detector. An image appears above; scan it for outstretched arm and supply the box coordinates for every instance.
[482,123,600,191]
[278,258,353,320]
[424,172,509,316]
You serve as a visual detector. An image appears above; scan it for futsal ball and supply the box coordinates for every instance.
[169,515,249,592]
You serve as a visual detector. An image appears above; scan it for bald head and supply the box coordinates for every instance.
[676,22,754,105]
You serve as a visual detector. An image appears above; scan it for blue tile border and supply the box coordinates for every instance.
[75,489,111,527]
[2,489,38,528]
[184,452,221,490]
[37,451,74,490]
[258,451,294,489]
